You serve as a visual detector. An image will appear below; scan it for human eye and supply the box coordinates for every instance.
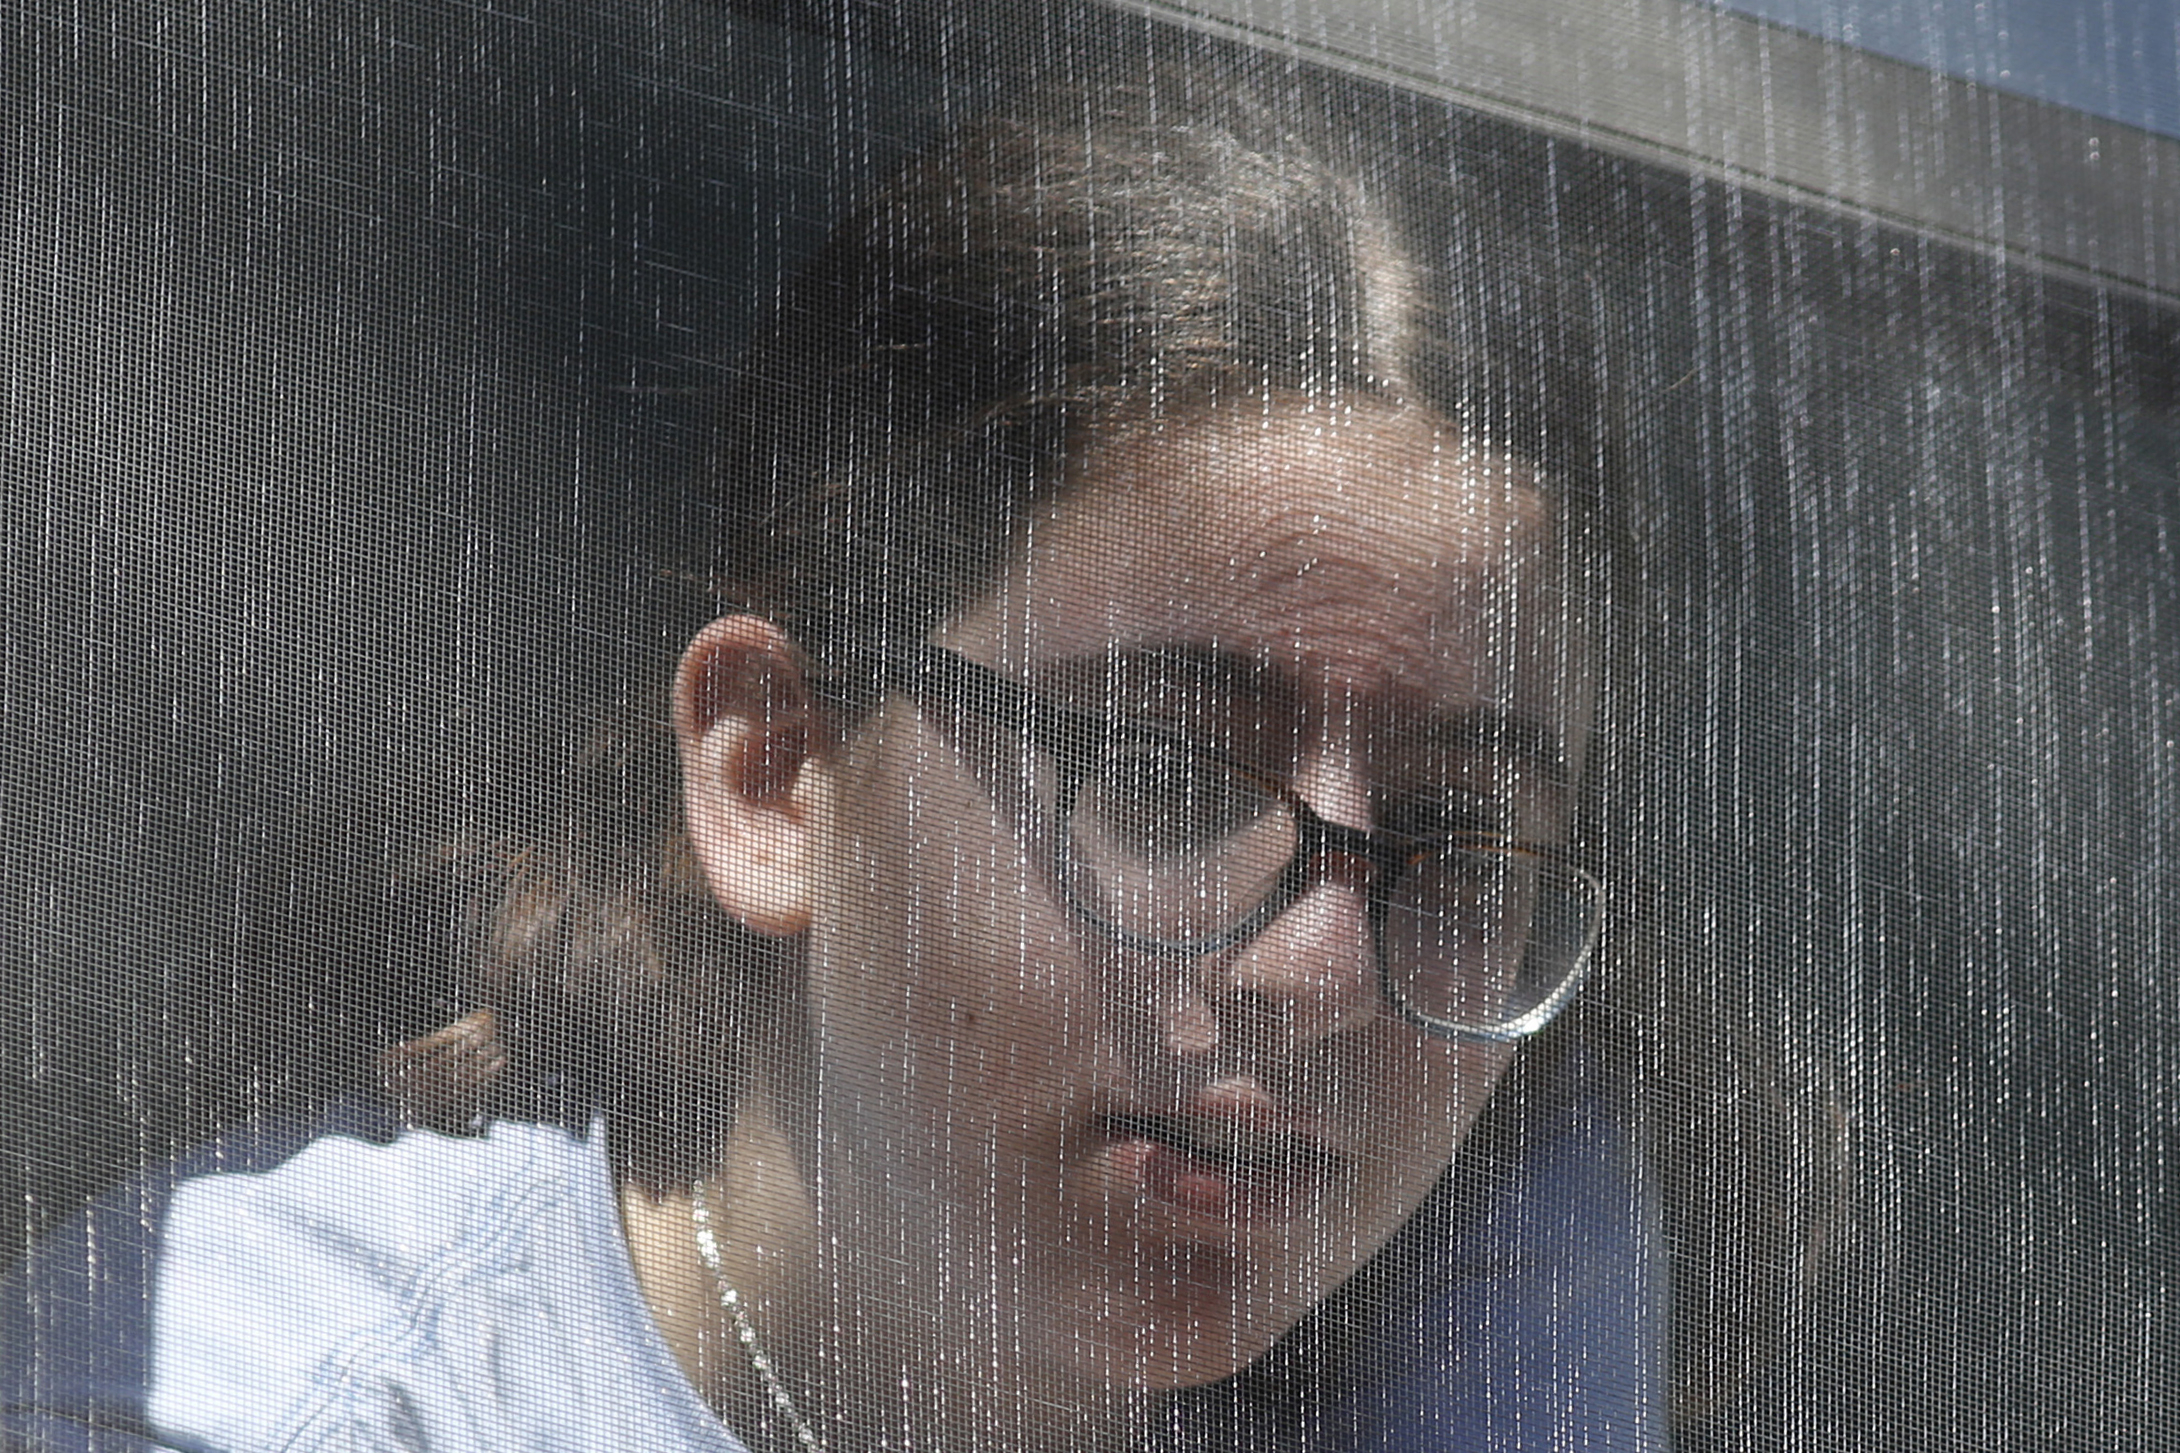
[1079,742,1277,860]
[1060,740,1296,946]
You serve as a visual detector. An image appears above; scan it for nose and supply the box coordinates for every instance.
[1211,845,1381,1044]
[1152,740,1383,1057]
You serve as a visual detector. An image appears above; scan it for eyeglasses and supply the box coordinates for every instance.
[867,645,1603,1043]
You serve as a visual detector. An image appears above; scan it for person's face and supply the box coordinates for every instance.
[682,400,1595,1398]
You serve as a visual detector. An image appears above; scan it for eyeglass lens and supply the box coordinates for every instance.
[1059,741,1595,1034]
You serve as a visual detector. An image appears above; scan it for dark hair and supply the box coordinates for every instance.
[709,81,1610,687]
[387,64,1840,1426]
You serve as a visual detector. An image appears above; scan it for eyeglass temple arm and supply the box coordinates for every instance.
[868,644,1107,762]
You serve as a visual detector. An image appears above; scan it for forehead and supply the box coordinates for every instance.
[945,400,1568,704]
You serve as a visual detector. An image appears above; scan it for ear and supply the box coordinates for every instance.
[673,615,829,937]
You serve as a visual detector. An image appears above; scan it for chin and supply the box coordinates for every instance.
[1084,1300,1311,1393]
[1012,1234,1344,1395]
[1125,1330,1290,1392]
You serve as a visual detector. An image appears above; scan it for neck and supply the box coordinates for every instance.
[618,1086,1149,1453]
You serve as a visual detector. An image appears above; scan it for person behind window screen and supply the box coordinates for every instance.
[2,62,1832,1453]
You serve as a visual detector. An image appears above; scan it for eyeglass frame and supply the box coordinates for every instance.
[857,643,1604,1044]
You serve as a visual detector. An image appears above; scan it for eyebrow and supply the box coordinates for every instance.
[1032,642,1289,710]
[1034,642,1572,788]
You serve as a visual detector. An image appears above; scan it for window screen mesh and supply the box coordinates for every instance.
[2,4,2172,1452]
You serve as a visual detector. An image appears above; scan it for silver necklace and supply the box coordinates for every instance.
[690,1187,826,1453]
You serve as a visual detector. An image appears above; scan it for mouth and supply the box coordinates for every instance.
[1095,1111,1345,1221]
[1101,1112,1340,1180]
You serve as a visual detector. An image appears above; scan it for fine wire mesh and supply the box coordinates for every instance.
[1,3,2172,1452]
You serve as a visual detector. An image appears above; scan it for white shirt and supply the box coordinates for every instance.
[4,1078,1663,1451]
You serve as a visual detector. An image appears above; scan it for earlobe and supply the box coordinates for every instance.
[673,615,828,937]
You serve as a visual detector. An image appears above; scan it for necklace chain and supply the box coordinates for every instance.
[690,1188,826,1453]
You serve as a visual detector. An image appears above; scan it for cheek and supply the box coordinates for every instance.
[805,720,1103,1137]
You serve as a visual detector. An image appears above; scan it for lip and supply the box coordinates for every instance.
[1089,1088,1350,1224]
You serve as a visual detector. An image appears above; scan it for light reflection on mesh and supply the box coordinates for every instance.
[0,6,2171,1453]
